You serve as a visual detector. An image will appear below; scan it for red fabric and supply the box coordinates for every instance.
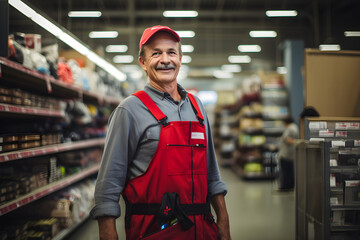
[123,91,217,240]
[133,91,167,122]
[188,93,204,121]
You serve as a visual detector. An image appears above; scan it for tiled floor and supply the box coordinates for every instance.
[67,167,295,240]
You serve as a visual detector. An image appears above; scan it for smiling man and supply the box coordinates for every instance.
[90,25,231,240]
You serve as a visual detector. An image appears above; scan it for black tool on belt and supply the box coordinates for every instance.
[123,192,212,230]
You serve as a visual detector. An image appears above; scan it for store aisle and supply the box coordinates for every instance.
[67,167,295,240]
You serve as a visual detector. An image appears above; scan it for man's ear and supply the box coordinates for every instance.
[138,57,147,71]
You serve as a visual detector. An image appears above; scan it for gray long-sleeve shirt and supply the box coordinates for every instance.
[90,83,227,219]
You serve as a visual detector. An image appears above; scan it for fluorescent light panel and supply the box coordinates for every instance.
[266,10,297,17]
[89,31,118,38]
[344,31,360,37]
[249,31,277,38]
[181,45,194,53]
[228,55,251,63]
[9,0,126,82]
[176,31,195,38]
[106,45,128,53]
[319,44,341,51]
[68,11,102,17]
[213,70,234,79]
[238,45,261,52]
[113,55,134,63]
[182,55,192,63]
[221,64,241,72]
[163,10,198,18]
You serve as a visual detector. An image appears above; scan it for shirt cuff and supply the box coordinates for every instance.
[208,181,228,198]
[90,201,121,219]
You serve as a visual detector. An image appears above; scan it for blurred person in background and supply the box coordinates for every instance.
[277,117,299,191]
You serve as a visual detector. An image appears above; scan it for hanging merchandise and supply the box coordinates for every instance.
[57,59,74,85]
[8,33,51,75]
[67,59,82,87]
[7,38,24,64]
[29,49,50,75]
[42,44,59,79]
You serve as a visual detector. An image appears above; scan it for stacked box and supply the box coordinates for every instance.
[31,164,48,188]
[41,133,61,146]
[0,181,19,203]
[27,230,51,240]
[27,218,59,238]
[0,87,61,110]
[0,134,19,153]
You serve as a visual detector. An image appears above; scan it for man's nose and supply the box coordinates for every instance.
[160,53,170,64]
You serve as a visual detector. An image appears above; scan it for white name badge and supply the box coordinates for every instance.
[191,132,205,140]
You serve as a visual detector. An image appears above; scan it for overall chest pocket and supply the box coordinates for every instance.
[166,144,207,176]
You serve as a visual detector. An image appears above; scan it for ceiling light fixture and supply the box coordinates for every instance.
[113,55,134,63]
[182,55,192,64]
[176,31,195,38]
[89,31,118,38]
[266,10,298,17]
[319,44,341,51]
[238,45,261,52]
[249,31,277,38]
[106,45,128,53]
[181,45,194,53]
[213,70,234,79]
[163,10,198,18]
[228,55,251,63]
[221,64,242,72]
[68,11,102,17]
[9,0,126,81]
[344,31,360,37]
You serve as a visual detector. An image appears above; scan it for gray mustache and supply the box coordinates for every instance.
[155,64,176,70]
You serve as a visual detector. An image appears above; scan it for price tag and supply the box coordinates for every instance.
[309,121,327,130]
[330,174,336,187]
[347,122,360,130]
[355,140,360,147]
[335,122,348,130]
[332,140,345,147]
[45,76,52,93]
[335,131,347,138]
[319,130,334,137]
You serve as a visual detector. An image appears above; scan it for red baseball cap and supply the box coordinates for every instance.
[139,25,180,49]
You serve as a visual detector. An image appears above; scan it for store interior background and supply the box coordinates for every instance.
[1,0,360,239]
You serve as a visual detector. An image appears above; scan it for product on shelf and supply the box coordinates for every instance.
[0,44,113,240]
[0,86,63,110]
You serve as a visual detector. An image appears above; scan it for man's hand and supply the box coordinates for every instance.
[210,194,231,240]
[98,216,118,240]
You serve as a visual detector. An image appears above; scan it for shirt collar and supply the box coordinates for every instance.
[144,83,187,102]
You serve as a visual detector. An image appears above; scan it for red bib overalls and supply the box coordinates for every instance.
[122,91,218,240]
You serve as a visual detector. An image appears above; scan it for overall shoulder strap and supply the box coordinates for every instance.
[133,91,168,125]
[187,93,204,124]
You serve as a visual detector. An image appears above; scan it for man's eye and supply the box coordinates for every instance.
[152,52,160,56]
[169,51,176,55]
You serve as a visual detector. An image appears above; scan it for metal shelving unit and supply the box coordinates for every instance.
[296,139,360,240]
[0,138,105,163]
[0,164,99,216]
[0,57,117,239]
